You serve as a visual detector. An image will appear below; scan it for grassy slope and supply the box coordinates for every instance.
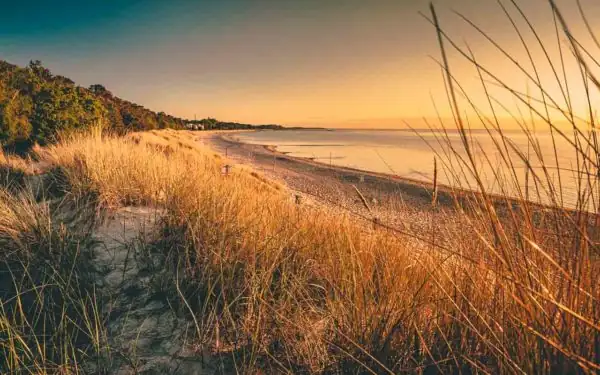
[0,128,597,374]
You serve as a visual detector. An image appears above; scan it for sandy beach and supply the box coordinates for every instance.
[206,132,468,243]
[205,131,600,254]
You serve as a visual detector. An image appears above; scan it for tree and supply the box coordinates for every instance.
[28,60,52,80]
[0,89,33,144]
[89,84,111,96]
[0,58,196,148]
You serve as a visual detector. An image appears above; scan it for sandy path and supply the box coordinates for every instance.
[91,207,214,374]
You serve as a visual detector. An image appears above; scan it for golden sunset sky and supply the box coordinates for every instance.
[2,0,599,128]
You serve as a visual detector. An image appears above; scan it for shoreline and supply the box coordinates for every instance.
[217,133,440,197]
[206,132,468,239]
[211,131,594,217]
[203,129,599,256]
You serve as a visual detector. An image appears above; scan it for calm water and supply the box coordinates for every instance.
[234,129,598,209]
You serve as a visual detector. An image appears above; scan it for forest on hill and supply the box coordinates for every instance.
[0,60,283,150]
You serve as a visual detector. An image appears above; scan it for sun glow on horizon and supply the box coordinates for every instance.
[2,0,600,128]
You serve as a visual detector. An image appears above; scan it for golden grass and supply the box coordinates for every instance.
[35,127,219,209]
[29,128,598,373]
[0,150,33,174]
[157,150,431,372]
[0,149,38,189]
[0,189,51,252]
[0,189,103,374]
[34,129,433,371]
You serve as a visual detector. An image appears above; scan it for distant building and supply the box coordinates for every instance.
[185,123,204,131]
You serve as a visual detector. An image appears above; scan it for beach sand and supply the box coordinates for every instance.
[202,131,600,265]
[205,132,471,246]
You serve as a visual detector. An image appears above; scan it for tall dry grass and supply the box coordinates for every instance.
[38,123,598,373]
[35,127,221,209]
[0,149,37,189]
[39,127,439,372]
[414,1,600,373]
[0,189,105,374]
[153,153,433,373]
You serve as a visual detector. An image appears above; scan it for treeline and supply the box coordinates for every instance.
[0,59,285,151]
[0,60,187,150]
[187,117,283,130]
[88,84,186,133]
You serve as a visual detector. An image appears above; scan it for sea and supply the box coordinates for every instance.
[233,129,598,210]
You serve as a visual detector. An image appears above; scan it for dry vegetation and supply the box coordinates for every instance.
[0,124,595,373]
[0,187,103,373]
[0,149,38,189]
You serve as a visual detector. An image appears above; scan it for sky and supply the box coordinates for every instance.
[1,0,600,128]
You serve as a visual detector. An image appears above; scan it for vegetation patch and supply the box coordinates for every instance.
[0,190,104,373]
[0,127,597,373]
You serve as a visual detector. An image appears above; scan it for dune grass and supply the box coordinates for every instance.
[0,149,38,189]
[34,128,219,209]
[417,1,600,373]
[37,129,441,373]
[0,189,105,374]
[0,128,591,373]
[26,125,596,373]
[0,125,597,373]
